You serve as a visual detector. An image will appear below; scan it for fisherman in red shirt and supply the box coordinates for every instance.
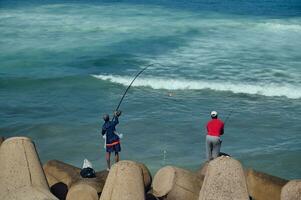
[206,111,224,160]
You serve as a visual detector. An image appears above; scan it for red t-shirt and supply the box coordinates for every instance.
[206,118,224,137]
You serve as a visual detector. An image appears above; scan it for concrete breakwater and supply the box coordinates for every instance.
[0,136,300,200]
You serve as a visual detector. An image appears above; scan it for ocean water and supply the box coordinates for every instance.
[1,0,300,179]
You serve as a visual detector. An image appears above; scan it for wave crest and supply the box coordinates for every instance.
[257,22,301,32]
[92,74,301,99]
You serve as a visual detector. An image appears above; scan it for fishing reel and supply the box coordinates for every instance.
[114,110,122,117]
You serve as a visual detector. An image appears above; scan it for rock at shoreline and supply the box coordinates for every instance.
[100,160,145,200]
[281,180,301,200]
[0,137,58,200]
[245,168,288,200]
[195,161,209,180]
[152,166,203,200]
[0,136,4,146]
[199,156,249,200]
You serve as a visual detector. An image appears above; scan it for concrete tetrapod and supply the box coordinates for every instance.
[99,160,145,200]
[44,160,109,200]
[0,136,4,146]
[195,161,209,180]
[137,162,152,192]
[199,156,249,200]
[281,180,301,200]
[0,137,58,200]
[152,166,203,200]
[70,170,109,193]
[43,160,81,188]
[66,182,99,200]
[245,169,288,200]
[45,171,60,188]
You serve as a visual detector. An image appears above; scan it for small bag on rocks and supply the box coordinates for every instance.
[80,159,96,178]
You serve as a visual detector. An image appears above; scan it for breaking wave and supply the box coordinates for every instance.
[92,74,301,99]
[257,22,301,32]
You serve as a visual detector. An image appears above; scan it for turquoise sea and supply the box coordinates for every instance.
[1,0,300,179]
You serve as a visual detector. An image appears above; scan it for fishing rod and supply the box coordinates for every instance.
[100,63,153,150]
[113,62,170,113]
[115,65,149,111]
[112,63,159,119]
[224,109,234,125]
[109,62,168,166]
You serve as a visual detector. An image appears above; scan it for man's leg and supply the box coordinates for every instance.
[206,136,213,160]
[114,143,121,163]
[115,152,119,163]
[212,137,221,159]
[106,152,111,169]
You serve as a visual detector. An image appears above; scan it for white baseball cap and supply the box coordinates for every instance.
[211,111,218,117]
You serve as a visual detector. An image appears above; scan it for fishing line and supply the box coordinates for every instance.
[224,108,235,125]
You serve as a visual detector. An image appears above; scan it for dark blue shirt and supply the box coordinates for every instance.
[102,117,119,144]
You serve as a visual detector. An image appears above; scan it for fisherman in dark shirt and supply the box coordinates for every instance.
[102,110,122,170]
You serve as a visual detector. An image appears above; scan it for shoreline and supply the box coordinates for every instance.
[1,136,300,200]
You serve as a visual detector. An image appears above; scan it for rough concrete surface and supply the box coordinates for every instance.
[199,156,249,200]
[153,166,203,200]
[99,160,145,200]
[245,168,288,200]
[0,137,58,200]
[43,160,81,188]
[66,182,99,200]
[0,136,4,146]
[138,162,153,192]
[281,180,301,200]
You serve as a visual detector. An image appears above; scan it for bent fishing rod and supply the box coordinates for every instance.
[115,65,149,112]
[112,62,163,119]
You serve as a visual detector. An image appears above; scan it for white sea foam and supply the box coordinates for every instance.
[257,22,301,32]
[92,74,301,99]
